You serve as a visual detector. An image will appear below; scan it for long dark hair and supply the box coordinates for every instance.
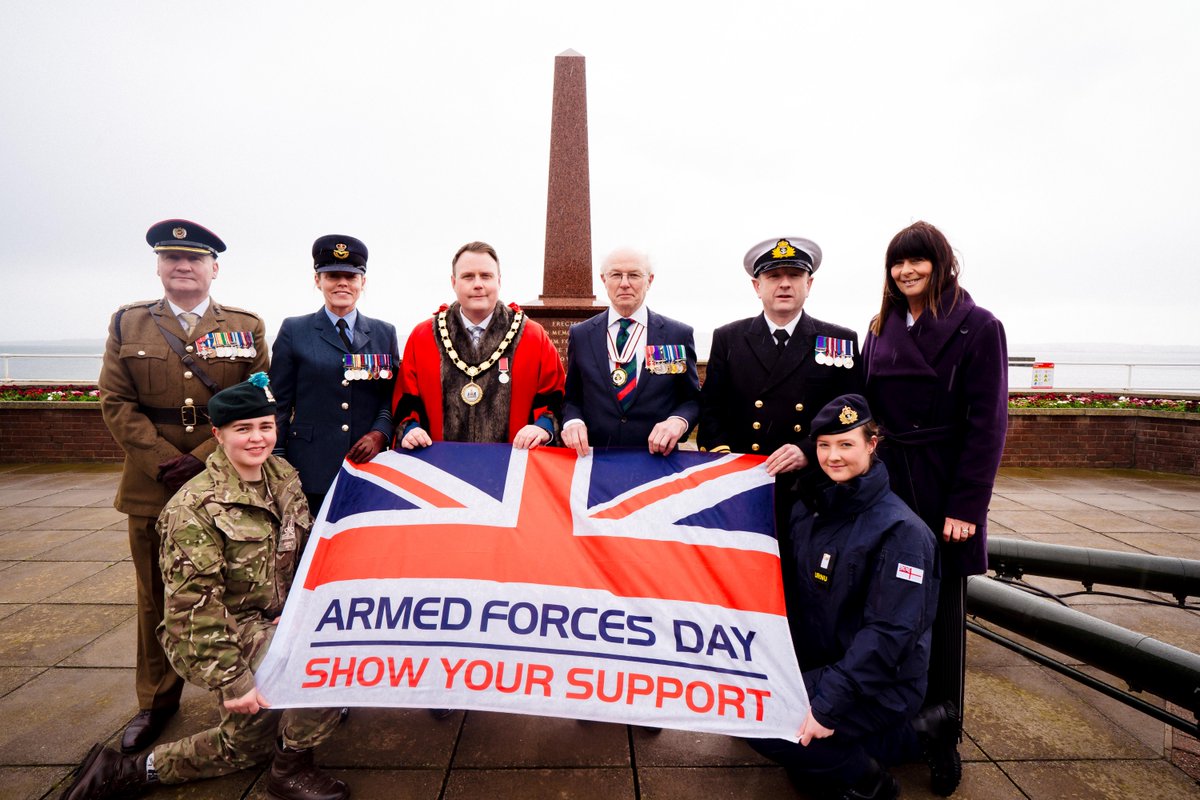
[869,220,962,335]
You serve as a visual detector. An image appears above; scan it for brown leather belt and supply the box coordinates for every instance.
[139,405,210,427]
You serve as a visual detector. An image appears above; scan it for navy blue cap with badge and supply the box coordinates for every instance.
[809,393,873,439]
[313,234,368,274]
[146,219,226,256]
[743,236,822,277]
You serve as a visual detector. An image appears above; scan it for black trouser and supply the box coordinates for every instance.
[925,575,967,729]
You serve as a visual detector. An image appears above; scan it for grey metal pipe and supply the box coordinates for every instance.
[987,535,1200,604]
[966,576,1200,715]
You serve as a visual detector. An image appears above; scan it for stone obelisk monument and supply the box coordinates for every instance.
[522,49,603,356]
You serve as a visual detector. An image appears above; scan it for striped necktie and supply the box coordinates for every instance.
[616,318,638,411]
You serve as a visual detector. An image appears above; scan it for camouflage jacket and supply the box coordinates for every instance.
[156,448,311,701]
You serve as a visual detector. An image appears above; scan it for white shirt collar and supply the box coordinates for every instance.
[459,308,494,332]
[607,304,649,329]
[763,311,802,337]
[167,297,211,318]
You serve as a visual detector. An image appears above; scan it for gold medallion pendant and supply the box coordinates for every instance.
[611,367,628,387]
[461,381,484,406]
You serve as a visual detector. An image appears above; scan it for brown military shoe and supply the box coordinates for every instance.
[267,741,348,800]
[120,706,177,753]
[59,744,147,800]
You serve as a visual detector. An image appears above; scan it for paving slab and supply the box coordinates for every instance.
[0,529,94,560]
[1142,493,1200,511]
[15,488,115,508]
[893,760,1025,800]
[0,666,44,697]
[0,603,132,667]
[38,528,130,562]
[289,769,445,800]
[0,666,135,765]
[637,766,797,799]
[0,506,71,532]
[443,767,635,799]
[965,666,1155,760]
[0,603,28,623]
[632,727,772,767]
[1129,510,1200,533]
[1060,493,1167,512]
[1001,758,1200,800]
[1081,602,1200,654]
[1050,509,1165,533]
[46,561,136,605]
[24,507,124,530]
[60,615,137,668]
[316,707,461,769]
[985,510,1092,534]
[0,766,75,800]
[0,488,62,506]
[0,560,112,603]
[994,492,1096,512]
[1104,531,1200,559]
[453,712,629,768]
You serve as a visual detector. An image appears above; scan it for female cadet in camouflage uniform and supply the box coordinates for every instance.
[61,373,347,800]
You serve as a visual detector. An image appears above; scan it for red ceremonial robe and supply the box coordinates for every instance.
[393,303,565,442]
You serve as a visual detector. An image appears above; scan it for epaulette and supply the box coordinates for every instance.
[113,300,157,344]
[213,303,262,319]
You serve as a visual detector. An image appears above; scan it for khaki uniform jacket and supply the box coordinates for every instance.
[100,298,269,516]
[157,449,311,701]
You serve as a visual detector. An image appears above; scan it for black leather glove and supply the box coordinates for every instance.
[157,454,205,493]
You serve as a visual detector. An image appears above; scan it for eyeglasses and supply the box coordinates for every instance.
[603,271,647,284]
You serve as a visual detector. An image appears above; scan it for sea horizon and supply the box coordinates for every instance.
[3,338,1199,392]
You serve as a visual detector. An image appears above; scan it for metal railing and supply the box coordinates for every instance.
[0,353,104,382]
[1009,356,1200,392]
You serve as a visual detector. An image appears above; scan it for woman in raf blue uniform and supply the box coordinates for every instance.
[270,235,400,513]
[862,220,1008,796]
[748,395,954,800]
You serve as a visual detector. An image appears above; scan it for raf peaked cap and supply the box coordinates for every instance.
[313,234,368,274]
[146,219,226,256]
[810,393,873,438]
[209,372,277,427]
[743,236,822,277]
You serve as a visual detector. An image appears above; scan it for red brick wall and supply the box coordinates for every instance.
[2,404,1198,475]
[1002,410,1199,475]
[0,404,123,463]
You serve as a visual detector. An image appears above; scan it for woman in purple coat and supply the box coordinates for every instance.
[862,221,1007,795]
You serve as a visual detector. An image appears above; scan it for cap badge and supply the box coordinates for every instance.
[771,239,796,260]
[333,243,350,260]
[172,227,188,240]
[838,406,858,426]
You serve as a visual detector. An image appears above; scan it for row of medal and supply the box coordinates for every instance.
[644,344,689,375]
[195,331,257,360]
[343,353,394,381]
[813,336,855,369]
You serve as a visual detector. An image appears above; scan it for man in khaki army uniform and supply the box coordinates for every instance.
[63,374,346,800]
[99,219,268,753]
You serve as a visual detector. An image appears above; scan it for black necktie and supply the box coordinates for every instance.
[336,318,353,350]
[773,329,790,349]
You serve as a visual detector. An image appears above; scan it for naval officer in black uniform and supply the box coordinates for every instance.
[698,236,863,529]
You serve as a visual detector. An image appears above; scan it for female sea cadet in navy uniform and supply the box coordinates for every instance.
[270,235,400,514]
[862,220,1008,796]
[749,395,954,800]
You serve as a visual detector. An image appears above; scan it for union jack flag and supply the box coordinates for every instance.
[258,444,808,739]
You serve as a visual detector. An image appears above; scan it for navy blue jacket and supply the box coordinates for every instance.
[862,288,1008,576]
[270,308,400,496]
[562,309,700,447]
[789,461,939,730]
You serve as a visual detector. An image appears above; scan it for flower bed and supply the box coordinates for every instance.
[0,384,100,402]
[1009,393,1198,414]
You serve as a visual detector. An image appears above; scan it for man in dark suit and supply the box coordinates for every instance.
[270,235,400,513]
[562,247,700,456]
[699,236,863,516]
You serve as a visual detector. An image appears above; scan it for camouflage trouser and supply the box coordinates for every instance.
[152,617,341,783]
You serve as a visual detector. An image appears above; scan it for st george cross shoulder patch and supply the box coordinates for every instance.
[896,563,925,584]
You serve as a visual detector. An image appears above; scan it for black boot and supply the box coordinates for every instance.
[912,700,962,796]
[266,740,348,800]
[838,757,899,800]
[59,744,148,800]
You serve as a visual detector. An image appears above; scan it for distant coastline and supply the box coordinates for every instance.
[3,339,1199,391]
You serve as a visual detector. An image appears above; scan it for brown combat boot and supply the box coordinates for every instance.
[59,744,148,800]
[266,740,348,800]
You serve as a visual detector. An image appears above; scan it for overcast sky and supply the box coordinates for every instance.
[2,1,1198,356]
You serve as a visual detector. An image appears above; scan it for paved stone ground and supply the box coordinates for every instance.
[1,463,1198,800]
